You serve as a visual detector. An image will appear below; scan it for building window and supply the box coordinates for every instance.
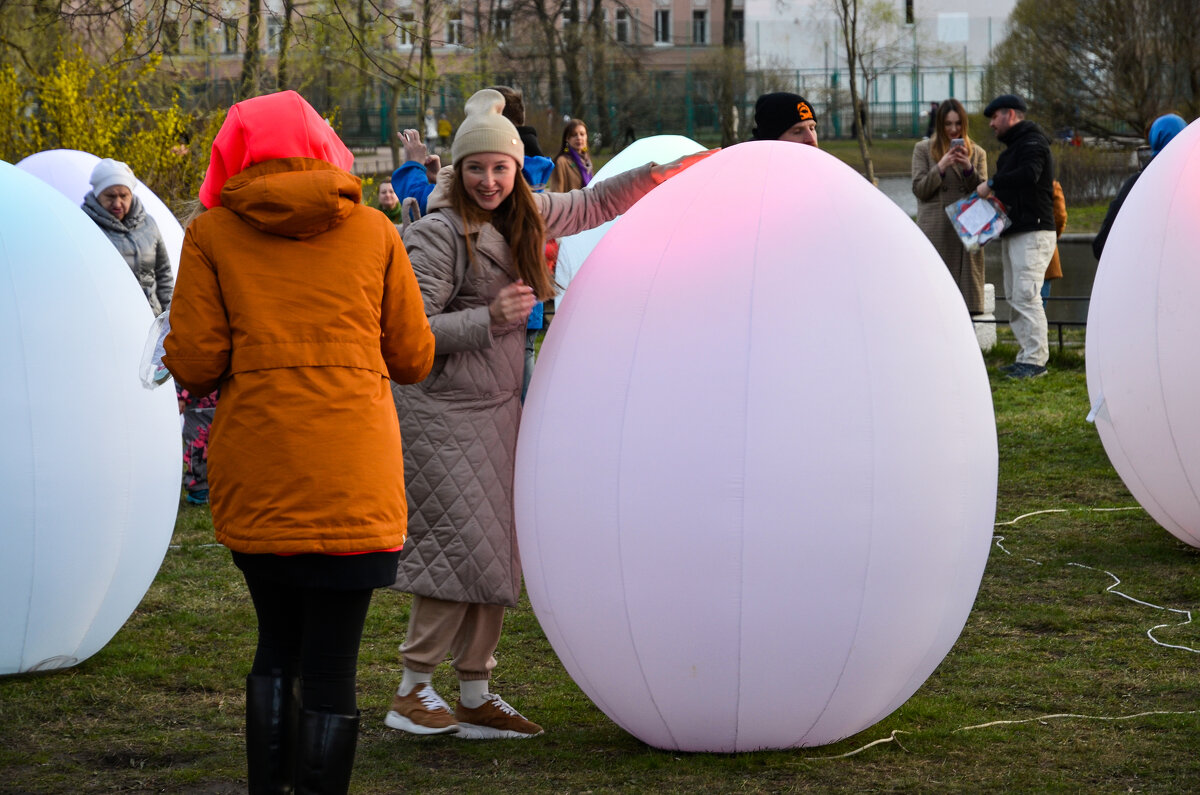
[730,9,743,43]
[446,9,463,46]
[397,12,415,47]
[654,9,670,44]
[692,10,707,44]
[222,20,239,54]
[495,8,512,42]
[615,8,628,43]
[266,17,282,53]
[190,20,207,52]
[162,19,180,54]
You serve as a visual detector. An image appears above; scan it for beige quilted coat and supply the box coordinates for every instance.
[912,138,989,313]
[391,164,659,606]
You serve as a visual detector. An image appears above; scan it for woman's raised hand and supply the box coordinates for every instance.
[650,149,720,185]
[489,280,537,326]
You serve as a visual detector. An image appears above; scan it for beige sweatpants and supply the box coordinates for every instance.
[399,594,505,681]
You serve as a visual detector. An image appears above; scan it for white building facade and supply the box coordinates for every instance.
[743,0,1017,134]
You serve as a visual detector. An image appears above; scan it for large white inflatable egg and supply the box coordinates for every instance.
[554,135,705,297]
[514,142,997,751]
[17,149,183,276]
[1086,119,1200,548]
[0,161,180,674]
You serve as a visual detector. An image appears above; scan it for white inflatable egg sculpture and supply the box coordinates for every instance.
[514,142,998,751]
[17,149,183,276]
[0,162,180,674]
[554,135,706,297]
[1086,119,1200,548]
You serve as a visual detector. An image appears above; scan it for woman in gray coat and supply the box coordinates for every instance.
[81,158,173,314]
[912,99,989,314]
[386,88,708,740]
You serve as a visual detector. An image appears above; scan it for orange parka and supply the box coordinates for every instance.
[163,157,435,555]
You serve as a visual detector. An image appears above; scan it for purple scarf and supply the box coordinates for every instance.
[568,148,592,187]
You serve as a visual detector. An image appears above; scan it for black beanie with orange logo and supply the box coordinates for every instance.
[751,93,817,141]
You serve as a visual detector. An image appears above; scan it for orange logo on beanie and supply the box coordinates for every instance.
[797,102,814,122]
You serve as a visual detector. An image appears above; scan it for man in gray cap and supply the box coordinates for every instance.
[976,93,1055,379]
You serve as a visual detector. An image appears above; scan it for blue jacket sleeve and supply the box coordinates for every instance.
[391,161,435,215]
[523,155,556,193]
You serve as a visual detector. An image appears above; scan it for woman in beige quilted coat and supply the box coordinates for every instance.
[386,88,710,740]
[912,98,989,314]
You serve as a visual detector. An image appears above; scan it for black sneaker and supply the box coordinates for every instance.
[1006,363,1047,380]
[998,362,1020,374]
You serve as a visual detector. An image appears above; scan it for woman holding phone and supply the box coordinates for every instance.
[912,98,989,314]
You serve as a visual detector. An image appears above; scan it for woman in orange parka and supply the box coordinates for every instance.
[163,91,435,795]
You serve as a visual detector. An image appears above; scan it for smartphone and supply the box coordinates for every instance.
[951,138,964,148]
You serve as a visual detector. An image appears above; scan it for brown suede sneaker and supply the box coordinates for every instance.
[384,682,459,735]
[454,693,544,739]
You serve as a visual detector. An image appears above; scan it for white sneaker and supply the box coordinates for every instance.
[384,682,459,735]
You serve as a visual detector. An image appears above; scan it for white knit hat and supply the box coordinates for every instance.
[89,158,137,195]
[451,89,524,164]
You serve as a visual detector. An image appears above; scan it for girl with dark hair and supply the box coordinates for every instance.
[385,89,709,739]
[911,98,990,313]
[548,118,593,192]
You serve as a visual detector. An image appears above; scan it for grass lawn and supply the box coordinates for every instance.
[2,329,1197,793]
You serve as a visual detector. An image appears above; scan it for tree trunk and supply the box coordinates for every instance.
[718,0,736,146]
[419,0,435,126]
[561,0,584,119]
[276,0,294,89]
[388,83,402,169]
[543,19,561,114]
[837,0,874,184]
[239,0,261,99]
[588,0,611,151]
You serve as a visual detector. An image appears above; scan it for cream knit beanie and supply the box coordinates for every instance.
[451,89,524,164]
[89,158,137,195]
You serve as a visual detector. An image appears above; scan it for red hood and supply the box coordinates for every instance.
[199,91,354,208]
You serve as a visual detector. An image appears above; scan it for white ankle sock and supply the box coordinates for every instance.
[459,679,489,708]
[398,667,432,697]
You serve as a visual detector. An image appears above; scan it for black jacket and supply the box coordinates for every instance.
[1091,169,1143,260]
[992,120,1056,235]
[517,125,545,158]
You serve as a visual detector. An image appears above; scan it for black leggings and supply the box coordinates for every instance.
[242,572,374,714]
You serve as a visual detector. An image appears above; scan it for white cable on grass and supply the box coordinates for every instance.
[993,506,1142,527]
[992,535,1041,564]
[808,505,1194,760]
[808,730,909,759]
[813,709,1198,759]
[954,709,1200,733]
[1066,563,1199,654]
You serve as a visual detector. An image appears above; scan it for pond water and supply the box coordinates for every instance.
[873,175,1098,326]
[876,175,918,218]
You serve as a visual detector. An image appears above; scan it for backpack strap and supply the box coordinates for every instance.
[399,197,422,232]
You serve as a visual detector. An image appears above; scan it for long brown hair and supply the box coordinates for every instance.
[449,161,556,301]
[930,98,974,162]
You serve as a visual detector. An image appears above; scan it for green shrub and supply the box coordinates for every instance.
[1054,142,1139,205]
[0,42,223,218]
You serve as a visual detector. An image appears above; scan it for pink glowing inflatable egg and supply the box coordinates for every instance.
[1086,119,1200,548]
[514,142,998,751]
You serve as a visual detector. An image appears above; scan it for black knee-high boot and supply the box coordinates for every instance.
[246,674,301,794]
[295,709,359,795]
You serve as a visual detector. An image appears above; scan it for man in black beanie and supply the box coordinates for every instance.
[977,93,1055,379]
[750,92,819,147]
